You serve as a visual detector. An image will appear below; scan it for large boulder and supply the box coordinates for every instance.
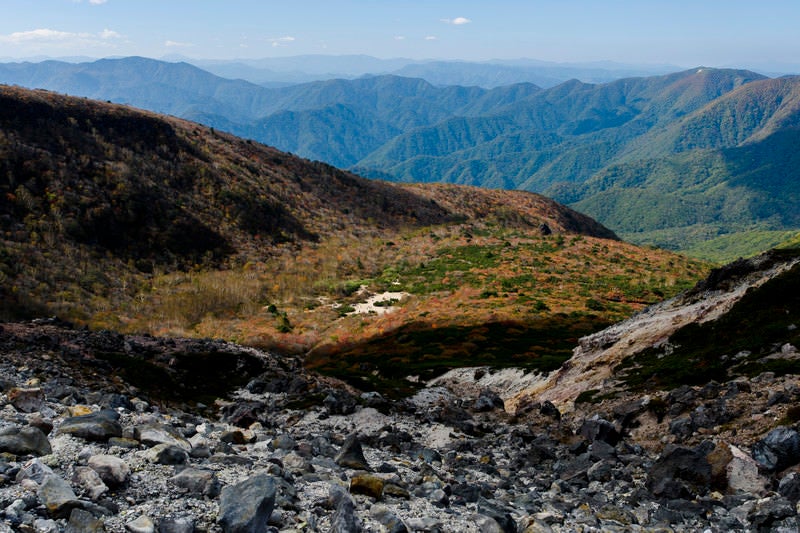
[0,426,52,456]
[87,455,130,487]
[329,484,362,533]
[335,434,371,471]
[578,415,620,446]
[170,468,221,498]
[647,445,712,499]
[39,474,81,518]
[752,426,800,472]
[217,473,276,533]
[57,410,122,442]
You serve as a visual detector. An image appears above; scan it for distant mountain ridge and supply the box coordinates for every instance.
[2,57,799,259]
[187,54,680,89]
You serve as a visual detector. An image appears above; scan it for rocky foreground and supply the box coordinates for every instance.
[0,319,799,532]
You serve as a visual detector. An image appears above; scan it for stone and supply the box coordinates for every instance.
[382,482,411,499]
[220,401,267,428]
[323,390,357,415]
[667,385,698,415]
[539,400,561,421]
[125,515,156,533]
[329,484,362,533]
[669,416,694,440]
[752,426,800,472]
[587,459,614,482]
[452,482,482,503]
[472,514,505,533]
[406,517,442,531]
[39,474,80,518]
[473,389,504,412]
[145,444,189,465]
[4,498,27,520]
[335,433,371,470]
[272,433,296,450]
[477,498,516,533]
[726,444,768,495]
[65,508,105,532]
[369,504,407,533]
[15,457,54,484]
[428,488,449,508]
[691,400,733,429]
[350,473,384,499]
[134,424,191,451]
[33,519,59,533]
[169,468,221,498]
[706,441,734,489]
[578,415,620,446]
[588,440,616,461]
[157,517,194,533]
[747,495,795,531]
[88,455,130,486]
[417,447,442,464]
[58,410,122,442]
[778,472,800,503]
[72,466,109,500]
[7,387,46,413]
[647,445,712,499]
[282,452,311,473]
[217,473,276,533]
[27,413,54,435]
[108,437,140,450]
[557,453,593,484]
[0,426,52,456]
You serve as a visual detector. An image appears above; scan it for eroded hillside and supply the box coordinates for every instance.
[0,85,708,393]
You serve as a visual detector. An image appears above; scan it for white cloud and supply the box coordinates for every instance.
[0,27,122,49]
[165,40,193,48]
[425,36,438,41]
[394,36,406,41]
[442,17,472,25]
[269,36,296,48]
[89,0,108,4]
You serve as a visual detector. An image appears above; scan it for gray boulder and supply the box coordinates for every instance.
[578,415,620,446]
[39,474,80,518]
[88,455,130,486]
[329,484,362,533]
[58,410,122,442]
[217,473,276,533]
[752,426,800,472]
[170,468,221,498]
[0,426,52,456]
[647,445,712,499]
[65,508,105,532]
[335,433,371,471]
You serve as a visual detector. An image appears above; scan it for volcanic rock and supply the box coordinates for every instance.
[217,473,276,533]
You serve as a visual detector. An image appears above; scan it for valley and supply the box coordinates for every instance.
[0,85,707,395]
[2,58,799,261]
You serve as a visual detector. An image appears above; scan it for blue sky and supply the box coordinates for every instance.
[1,0,799,69]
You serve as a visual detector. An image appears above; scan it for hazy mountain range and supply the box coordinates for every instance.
[1,56,798,260]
